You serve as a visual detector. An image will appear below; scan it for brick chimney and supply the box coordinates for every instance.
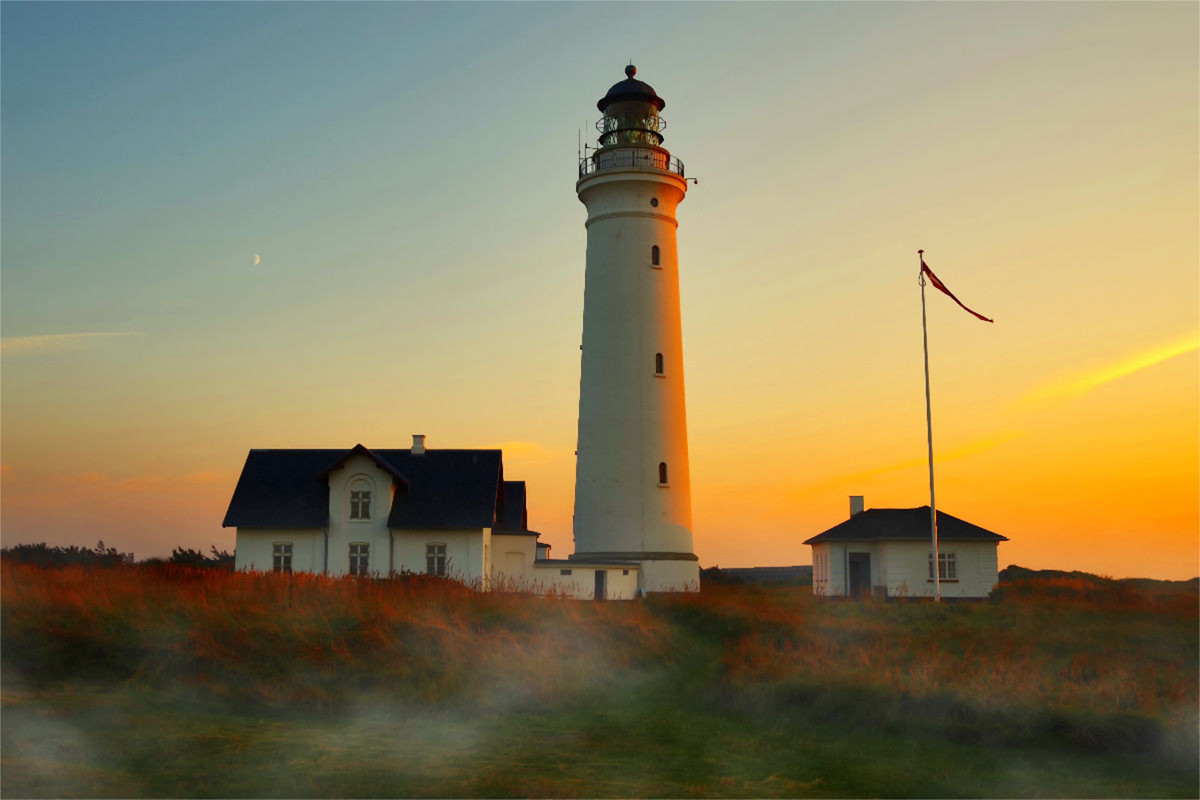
[411,434,426,455]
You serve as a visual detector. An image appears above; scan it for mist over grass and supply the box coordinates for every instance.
[2,561,1196,798]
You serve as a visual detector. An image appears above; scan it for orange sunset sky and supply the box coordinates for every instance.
[2,3,1197,579]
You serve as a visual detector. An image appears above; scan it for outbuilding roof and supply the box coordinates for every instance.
[222,447,504,530]
[803,507,1007,545]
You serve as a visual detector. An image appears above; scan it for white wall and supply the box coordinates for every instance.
[637,559,699,593]
[235,528,325,573]
[326,452,397,577]
[878,540,1000,598]
[392,528,489,585]
[490,534,538,589]
[529,563,640,600]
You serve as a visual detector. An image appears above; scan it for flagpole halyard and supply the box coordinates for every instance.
[919,249,941,603]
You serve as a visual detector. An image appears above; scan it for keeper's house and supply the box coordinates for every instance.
[222,436,639,599]
[806,496,1007,599]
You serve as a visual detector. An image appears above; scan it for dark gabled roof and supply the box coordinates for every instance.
[494,481,528,532]
[380,449,502,530]
[803,507,1007,545]
[222,450,336,529]
[223,448,504,530]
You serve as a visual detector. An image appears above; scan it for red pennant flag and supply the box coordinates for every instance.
[920,257,994,323]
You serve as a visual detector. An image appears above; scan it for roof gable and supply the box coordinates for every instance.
[317,444,409,484]
[803,507,1007,545]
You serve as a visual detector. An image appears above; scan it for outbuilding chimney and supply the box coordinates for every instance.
[411,434,426,455]
[850,495,864,518]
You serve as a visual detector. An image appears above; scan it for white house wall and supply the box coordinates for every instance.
[491,534,538,589]
[326,452,397,577]
[235,528,325,573]
[877,541,999,598]
[530,563,640,600]
[392,528,490,585]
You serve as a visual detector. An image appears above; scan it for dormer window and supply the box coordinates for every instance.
[350,489,371,520]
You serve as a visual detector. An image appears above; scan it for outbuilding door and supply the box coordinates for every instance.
[594,569,606,601]
[848,553,871,597]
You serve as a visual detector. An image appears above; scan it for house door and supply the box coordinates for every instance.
[848,553,871,598]
[594,569,606,601]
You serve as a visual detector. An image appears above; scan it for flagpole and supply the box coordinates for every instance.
[918,249,941,603]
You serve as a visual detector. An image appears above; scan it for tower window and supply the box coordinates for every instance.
[650,197,659,207]
[655,353,664,375]
[658,462,668,486]
[651,245,660,267]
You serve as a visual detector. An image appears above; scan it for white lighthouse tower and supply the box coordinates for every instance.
[570,66,699,592]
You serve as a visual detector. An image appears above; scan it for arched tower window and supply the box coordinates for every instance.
[655,353,664,375]
[651,245,661,267]
[658,462,668,486]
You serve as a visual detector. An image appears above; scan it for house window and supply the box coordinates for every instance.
[622,569,629,575]
[651,245,661,266]
[272,542,293,574]
[349,543,369,576]
[560,569,572,576]
[655,352,664,375]
[349,489,371,520]
[426,543,447,577]
[928,552,957,580]
[658,462,668,486]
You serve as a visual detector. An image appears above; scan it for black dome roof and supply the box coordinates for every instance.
[597,65,665,112]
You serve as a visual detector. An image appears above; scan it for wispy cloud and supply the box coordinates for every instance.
[1021,332,1199,405]
[0,332,143,357]
[792,430,1026,496]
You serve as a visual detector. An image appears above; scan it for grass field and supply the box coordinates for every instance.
[2,561,1196,798]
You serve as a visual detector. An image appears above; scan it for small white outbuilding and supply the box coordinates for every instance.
[805,497,1007,599]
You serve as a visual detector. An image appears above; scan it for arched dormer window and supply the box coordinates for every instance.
[658,462,668,486]
[348,476,373,521]
[655,352,664,375]
[651,245,661,267]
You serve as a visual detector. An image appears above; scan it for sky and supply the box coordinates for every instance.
[2,2,1196,579]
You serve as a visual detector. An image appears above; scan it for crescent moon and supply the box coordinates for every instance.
[253,253,261,266]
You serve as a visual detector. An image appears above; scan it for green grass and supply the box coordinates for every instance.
[2,562,1196,797]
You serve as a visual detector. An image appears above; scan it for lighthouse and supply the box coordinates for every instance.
[571,66,699,592]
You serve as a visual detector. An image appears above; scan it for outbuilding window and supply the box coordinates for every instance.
[272,542,293,574]
[426,543,447,577]
[658,462,668,486]
[928,552,957,580]
[349,543,369,576]
[349,489,371,520]
[651,245,661,267]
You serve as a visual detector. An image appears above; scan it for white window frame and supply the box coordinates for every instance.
[426,543,447,577]
[273,542,293,574]
[928,552,957,580]
[349,542,369,576]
